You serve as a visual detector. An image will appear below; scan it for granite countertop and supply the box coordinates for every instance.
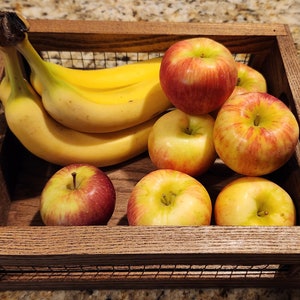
[1,0,299,56]
[0,0,299,299]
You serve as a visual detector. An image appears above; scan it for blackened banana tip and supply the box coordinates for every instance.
[0,11,29,47]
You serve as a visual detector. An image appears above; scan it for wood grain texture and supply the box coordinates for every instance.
[27,20,283,53]
[0,226,300,261]
[27,20,287,35]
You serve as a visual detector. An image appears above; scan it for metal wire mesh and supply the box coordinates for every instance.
[0,263,286,282]
[40,51,251,69]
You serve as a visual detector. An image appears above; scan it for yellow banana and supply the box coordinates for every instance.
[16,34,172,133]
[30,57,163,90]
[0,74,10,101]
[0,47,159,167]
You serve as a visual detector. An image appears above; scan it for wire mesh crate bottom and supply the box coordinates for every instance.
[0,263,291,281]
[1,261,300,290]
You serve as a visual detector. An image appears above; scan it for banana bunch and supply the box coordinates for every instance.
[0,11,172,167]
[16,34,171,133]
[0,46,161,167]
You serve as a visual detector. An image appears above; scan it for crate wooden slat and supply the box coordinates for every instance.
[0,20,300,290]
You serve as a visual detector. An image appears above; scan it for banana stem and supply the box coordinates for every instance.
[0,46,30,100]
[15,34,57,89]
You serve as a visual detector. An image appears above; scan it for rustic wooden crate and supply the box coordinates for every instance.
[0,20,300,290]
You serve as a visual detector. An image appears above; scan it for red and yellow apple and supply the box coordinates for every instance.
[230,61,267,98]
[210,62,267,118]
[214,176,296,226]
[159,37,238,115]
[148,109,217,177]
[127,169,212,226]
[213,92,299,176]
[40,163,116,226]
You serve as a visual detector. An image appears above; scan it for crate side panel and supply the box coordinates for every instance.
[26,20,281,54]
[0,226,300,266]
[0,113,10,225]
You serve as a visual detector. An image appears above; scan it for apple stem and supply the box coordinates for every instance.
[161,191,176,206]
[71,172,77,190]
[184,127,192,135]
[257,210,268,217]
[161,194,171,206]
[254,114,260,126]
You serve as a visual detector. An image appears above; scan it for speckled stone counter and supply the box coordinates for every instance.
[0,1,299,299]
[1,0,299,57]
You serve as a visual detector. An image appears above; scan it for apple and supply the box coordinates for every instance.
[127,169,212,226]
[213,92,299,176]
[214,176,296,226]
[40,163,116,226]
[230,61,267,98]
[159,37,238,115]
[148,109,217,177]
[210,62,267,118]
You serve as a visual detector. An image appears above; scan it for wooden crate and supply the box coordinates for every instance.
[0,20,300,290]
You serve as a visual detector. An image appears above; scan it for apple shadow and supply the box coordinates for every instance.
[116,215,129,225]
[196,159,242,225]
[103,152,157,227]
[30,211,45,226]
